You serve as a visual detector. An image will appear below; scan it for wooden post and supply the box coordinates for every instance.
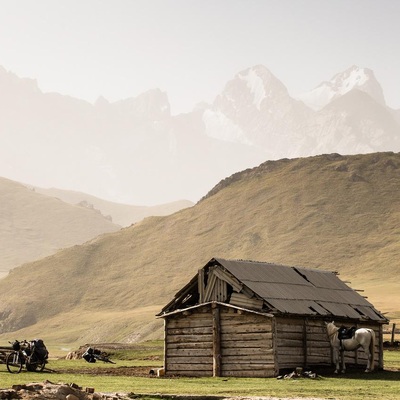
[303,319,308,367]
[391,323,396,345]
[379,324,384,370]
[354,323,358,366]
[163,319,167,374]
[198,269,205,304]
[212,302,221,377]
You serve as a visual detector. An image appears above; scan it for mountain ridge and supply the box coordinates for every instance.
[0,151,398,345]
[0,177,120,278]
[0,177,193,277]
[1,64,399,205]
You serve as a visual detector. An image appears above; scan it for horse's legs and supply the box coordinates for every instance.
[340,350,346,373]
[333,349,340,374]
[365,347,371,372]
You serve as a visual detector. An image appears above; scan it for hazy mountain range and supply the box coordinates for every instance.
[0,152,398,345]
[0,177,192,278]
[1,64,399,205]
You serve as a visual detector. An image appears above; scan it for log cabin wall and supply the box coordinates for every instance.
[275,317,383,370]
[164,303,277,377]
[219,306,276,377]
[164,305,213,377]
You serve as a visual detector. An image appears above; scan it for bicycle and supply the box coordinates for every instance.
[6,340,48,373]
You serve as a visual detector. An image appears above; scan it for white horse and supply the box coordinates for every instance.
[325,321,375,373]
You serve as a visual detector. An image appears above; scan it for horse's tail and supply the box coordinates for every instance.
[369,329,376,371]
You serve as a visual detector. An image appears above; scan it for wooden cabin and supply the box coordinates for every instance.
[157,257,388,377]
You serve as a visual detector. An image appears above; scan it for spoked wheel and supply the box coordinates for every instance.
[26,356,46,372]
[6,351,23,373]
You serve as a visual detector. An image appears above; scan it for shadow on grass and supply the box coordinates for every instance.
[318,367,400,381]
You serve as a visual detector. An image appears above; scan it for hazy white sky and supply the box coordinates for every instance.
[0,0,399,114]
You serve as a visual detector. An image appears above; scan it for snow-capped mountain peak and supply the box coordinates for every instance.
[298,65,386,110]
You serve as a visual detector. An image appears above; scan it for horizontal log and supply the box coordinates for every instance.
[167,348,213,357]
[276,323,303,333]
[307,349,331,357]
[221,369,276,378]
[222,347,274,356]
[277,348,304,356]
[221,339,272,349]
[168,311,212,319]
[221,324,272,334]
[167,318,212,329]
[307,357,331,364]
[220,314,270,324]
[276,331,303,340]
[167,326,213,335]
[306,333,329,341]
[166,369,213,376]
[166,335,212,343]
[277,357,304,366]
[276,338,303,347]
[221,332,273,341]
[166,342,212,350]
[222,355,275,363]
[166,356,212,364]
[306,341,331,348]
[221,363,275,371]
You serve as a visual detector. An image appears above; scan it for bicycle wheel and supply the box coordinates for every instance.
[6,351,23,373]
[26,355,46,372]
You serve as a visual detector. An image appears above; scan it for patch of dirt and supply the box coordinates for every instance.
[58,365,155,377]
[0,380,134,399]
[0,381,331,400]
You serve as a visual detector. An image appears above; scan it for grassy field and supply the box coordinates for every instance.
[0,342,399,400]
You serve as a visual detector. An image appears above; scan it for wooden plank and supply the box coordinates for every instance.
[167,356,213,364]
[222,347,274,356]
[276,332,303,340]
[277,347,304,356]
[221,363,275,371]
[221,320,271,330]
[221,324,272,334]
[222,338,273,348]
[212,267,243,292]
[167,342,212,350]
[306,341,331,348]
[167,326,213,335]
[222,357,275,365]
[276,325,303,333]
[213,279,227,302]
[163,319,167,371]
[303,320,308,367]
[204,272,217,302]
[222,332,273,341]
[167,318,212,329]
[221,369,276,378]
[198,268,205,303]
[167,348,213,357]
[220,318,272,327]
[212,303,221,377]
[222,353,275,362]
[230,293,264,310]
[166,335,212,343]
[166,370,213,377]
[276,338,304,347]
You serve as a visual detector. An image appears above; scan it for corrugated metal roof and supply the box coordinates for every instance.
[213,257,386,322]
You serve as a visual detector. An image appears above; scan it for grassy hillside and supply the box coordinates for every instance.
[0,177,120,277]
[0,152,399,347]
[33,186,194,227]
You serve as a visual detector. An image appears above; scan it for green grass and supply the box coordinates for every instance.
[0,349,399,400]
